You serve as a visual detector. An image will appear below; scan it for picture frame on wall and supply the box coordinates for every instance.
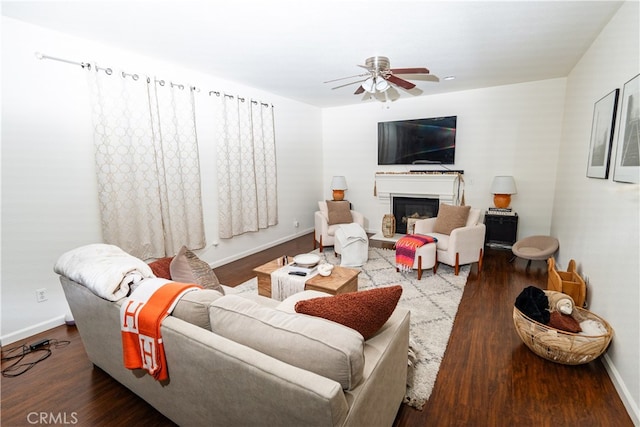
[613,74,640,183]
[587,89,619,179]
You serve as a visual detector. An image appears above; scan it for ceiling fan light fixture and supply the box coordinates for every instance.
[375,77,390,92]
[361,77,375,93]
[327,55,432,100]
[362,76,390,93]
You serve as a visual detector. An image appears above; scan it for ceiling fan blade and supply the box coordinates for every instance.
[354,85,365,95]
[331,79,367,90]
[386,74,416,90]
[390,67,430,75]
[401,74,440,83]
[323,73,369,84]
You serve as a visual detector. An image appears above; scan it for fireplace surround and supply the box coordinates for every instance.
[374,172,463,237]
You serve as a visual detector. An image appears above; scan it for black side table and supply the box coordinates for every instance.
[484,212,518,248]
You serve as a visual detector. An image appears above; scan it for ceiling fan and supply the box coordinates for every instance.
[325,56,432,95]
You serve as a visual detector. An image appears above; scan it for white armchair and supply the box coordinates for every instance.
[314,201,365,252]
[413,207,486,275]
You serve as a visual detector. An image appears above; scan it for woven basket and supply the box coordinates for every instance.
[382,214,396,238]
[513,305,613,365]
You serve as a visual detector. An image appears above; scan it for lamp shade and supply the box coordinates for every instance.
[490,176,517,195]
[331,176,348,190]
[490,176,517,209]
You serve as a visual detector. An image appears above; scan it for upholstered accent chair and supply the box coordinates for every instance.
[413,205,486,275]
[511,235,559,270]
[314,201,365,252]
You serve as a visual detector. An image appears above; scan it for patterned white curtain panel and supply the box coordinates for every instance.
[88,67,205,259]
[212,94,278,238]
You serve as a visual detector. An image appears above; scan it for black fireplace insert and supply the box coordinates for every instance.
[392,196,440,234]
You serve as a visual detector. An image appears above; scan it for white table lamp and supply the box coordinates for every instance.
[490,176,517,208]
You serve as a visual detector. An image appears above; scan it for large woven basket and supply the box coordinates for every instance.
[513,305,613,365]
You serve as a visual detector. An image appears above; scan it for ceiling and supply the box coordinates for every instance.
[2,1,623,108]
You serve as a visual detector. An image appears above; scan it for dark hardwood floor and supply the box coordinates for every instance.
[2,233,632,426]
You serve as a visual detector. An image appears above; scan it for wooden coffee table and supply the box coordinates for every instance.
[253,257,359,298]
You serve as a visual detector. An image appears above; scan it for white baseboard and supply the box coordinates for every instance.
[208,228,314,269]
[602,353,640,425]
[0,315,66,346]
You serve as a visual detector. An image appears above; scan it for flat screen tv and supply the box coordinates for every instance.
[378,116,457,165]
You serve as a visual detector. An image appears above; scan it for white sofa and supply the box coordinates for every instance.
[59,275,410,427]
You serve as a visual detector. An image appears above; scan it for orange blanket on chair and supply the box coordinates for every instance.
[120,278,200,381]
[395,234,438,272]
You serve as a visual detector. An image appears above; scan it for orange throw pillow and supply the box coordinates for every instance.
[148,257,173,280]
[295,285,402,339]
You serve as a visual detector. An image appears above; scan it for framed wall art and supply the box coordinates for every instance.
[613,74,640,183]
[587,89,619,178]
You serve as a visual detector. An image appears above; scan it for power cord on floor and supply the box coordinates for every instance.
[1,339,70,377]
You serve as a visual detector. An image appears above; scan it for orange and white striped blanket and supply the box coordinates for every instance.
[120,278,201,381]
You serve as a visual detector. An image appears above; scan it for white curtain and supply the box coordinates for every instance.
[88,67,205,259]
[212,94,278,238]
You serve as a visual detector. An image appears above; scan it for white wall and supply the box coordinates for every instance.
[321,78,566,238]
[1,17,323,343]
[552,1,639,422]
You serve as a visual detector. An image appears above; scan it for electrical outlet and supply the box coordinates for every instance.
[293,219,299,228]
[36,288,48,303]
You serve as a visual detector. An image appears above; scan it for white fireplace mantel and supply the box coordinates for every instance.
[375,172,463,207]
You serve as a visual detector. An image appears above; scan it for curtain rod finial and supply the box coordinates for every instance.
[35,52,44,60]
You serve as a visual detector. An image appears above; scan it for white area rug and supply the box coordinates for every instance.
[232,246,470,410]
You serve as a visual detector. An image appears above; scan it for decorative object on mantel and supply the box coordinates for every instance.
[374,171,466,206]
[330,176,348,201]
[587,89,619,179]
[375,171,463,175]
[613,73,639,184]
[382,214,396,238]
[490,176,517,208]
